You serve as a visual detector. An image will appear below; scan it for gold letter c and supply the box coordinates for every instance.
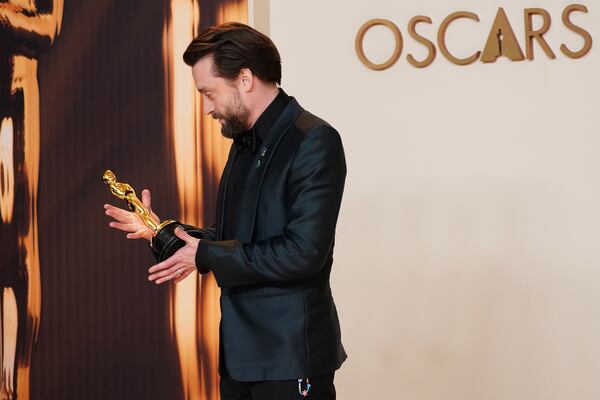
[438,11,481,66]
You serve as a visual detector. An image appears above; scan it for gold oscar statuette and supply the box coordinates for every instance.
[102,170,194,261]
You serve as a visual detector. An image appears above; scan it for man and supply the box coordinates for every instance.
[104,22,347,399]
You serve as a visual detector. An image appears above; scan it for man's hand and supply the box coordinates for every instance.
[104,189,159,242]
[148,228,199,284]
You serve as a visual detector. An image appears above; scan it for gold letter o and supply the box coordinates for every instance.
[356,19,403,71]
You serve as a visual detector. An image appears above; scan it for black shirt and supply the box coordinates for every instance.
[222,89,290,240]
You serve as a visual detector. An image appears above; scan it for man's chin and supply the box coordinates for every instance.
[220,124,236,139]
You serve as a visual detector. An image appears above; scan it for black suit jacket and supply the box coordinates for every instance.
[192,97,347,381]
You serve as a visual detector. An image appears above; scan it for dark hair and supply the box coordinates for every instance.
[183,22,281,85]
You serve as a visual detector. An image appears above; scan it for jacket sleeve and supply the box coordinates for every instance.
[195,125,346,288]
[150,223,216,266]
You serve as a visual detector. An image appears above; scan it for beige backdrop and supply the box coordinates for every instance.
[250,1,600,399]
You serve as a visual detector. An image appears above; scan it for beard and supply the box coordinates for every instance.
[212,90,251,139]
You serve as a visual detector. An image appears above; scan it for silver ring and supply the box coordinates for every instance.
[176,268,182,275]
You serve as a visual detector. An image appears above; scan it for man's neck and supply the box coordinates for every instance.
[248,86,280,128]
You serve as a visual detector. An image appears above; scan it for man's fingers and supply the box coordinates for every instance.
[174,269,193,283]
[105,207,133,222]
[127,230,146,239]
[141,190,161,224]
[108,221,134,232]
[104,204,129,214]
[148,267,175,281]
[153,265,185,284]
[148,255,179,274]
[174,227,193,243]
[142,189,152,210]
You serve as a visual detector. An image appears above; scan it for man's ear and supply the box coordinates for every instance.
[237,68,254,93]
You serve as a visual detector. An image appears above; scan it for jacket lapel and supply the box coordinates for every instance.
[216,144,237,240]
[234,98,304,243]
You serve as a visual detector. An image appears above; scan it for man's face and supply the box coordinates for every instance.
[191,56,250,139]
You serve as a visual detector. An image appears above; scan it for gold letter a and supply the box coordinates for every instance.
[481,7,525,63]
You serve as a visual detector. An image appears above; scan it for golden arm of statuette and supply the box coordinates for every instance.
[103,170,160,232]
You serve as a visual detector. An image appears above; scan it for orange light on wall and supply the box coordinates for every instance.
[162,1,247,399]
[0,2,63,398]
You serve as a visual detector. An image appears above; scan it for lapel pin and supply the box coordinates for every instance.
[260,147,267,157]
[255,159,262,168]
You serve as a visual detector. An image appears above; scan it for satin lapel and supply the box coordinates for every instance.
[235,98,304,243]
[216,144,237,240]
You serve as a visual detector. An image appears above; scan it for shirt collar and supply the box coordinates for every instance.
[252,88,290,144]
[234,88,290,153]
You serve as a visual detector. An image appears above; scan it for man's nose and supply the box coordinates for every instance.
[203,100,215,115]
